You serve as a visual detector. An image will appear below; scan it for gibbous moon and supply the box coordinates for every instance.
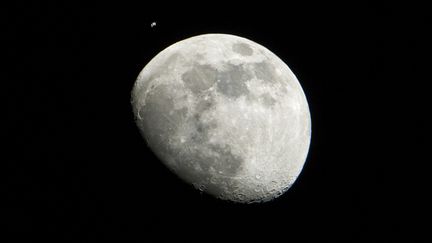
[131,34,311,203]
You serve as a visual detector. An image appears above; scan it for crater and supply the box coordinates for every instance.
[232,43,253,56]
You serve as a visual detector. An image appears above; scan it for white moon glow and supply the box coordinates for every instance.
[131,34,311,203]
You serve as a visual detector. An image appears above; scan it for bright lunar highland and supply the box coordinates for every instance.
[131,34,311,203]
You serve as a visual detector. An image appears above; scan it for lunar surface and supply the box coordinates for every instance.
[131,34,311,203]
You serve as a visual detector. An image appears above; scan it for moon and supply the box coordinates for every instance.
[131,34,311,203]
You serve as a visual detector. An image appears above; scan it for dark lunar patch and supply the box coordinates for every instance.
[189,117,216,145]
[260,93,277,107]
[216,64,251,98]
[191,115,213,141]
[208,144,243,176]
[253,61,278,84]
[195,120,217,135]
[232,43,253,56]
[195,97,214,113]
[182,64,218,94]
[191,96,217,141]
[182,63,252,99]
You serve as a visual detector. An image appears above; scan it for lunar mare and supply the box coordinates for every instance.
[132,34,311,203]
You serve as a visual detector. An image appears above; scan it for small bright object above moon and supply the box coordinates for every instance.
[131,34,311,203]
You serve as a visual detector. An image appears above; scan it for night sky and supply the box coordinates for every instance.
[5,2,427,241]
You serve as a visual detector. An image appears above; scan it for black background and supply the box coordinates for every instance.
[5,1,428,241]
